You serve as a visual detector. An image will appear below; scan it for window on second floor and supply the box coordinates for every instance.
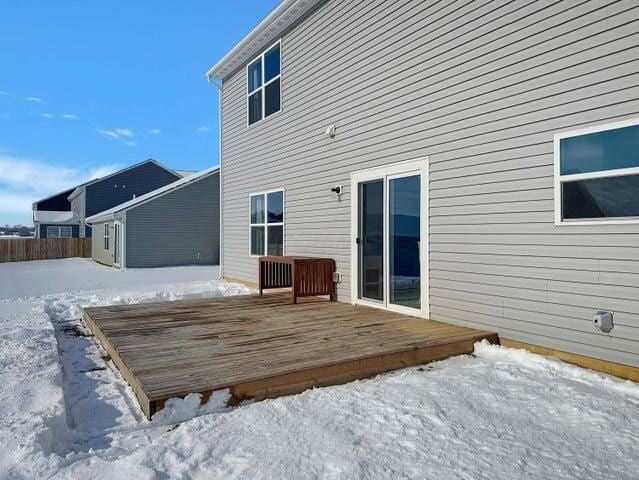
[247,41,281,126]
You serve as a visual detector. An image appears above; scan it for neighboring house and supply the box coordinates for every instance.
[32,186,80,238]
[207,1,639,373]
[33,211,80,239]
[69,159,183,237]
[86,166,219,268]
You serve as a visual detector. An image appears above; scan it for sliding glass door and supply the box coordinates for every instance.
[388,174,421,309]
[353,159,427,316]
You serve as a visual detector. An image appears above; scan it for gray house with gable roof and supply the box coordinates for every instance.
[69,159,183,237]
[206,0,639,376]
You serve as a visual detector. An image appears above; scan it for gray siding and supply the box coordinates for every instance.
[220,0,639,367]
[85,162,180,218]
[70,190,87,236]
[91,221,114,267]
[125,172,219,268]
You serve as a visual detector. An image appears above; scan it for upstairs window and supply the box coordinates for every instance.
[555,119,639,225]
[247,41,281,126]
[249,190,284,256]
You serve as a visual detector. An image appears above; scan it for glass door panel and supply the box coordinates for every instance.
[389,175,420,309]
[358,179,384,302]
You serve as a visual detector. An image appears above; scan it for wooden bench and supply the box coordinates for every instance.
[259,256,336,303]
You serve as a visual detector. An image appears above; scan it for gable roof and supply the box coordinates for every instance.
[206,0,325,80]
[85,166,219,224]
[67,159,180,200]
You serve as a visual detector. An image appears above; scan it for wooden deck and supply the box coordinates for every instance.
[83,293,498,419]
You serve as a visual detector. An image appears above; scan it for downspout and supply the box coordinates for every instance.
[207,75,224,280]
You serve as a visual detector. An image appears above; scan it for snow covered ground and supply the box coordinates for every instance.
[1,258,638,479]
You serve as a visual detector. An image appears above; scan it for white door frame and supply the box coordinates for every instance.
[350,157,429,318]
[113,220,125,269]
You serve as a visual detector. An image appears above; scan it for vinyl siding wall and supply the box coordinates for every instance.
[85,162,180,218]
[70,190,87,237]
[220,0,639,367]
[125,172,220,268]
[91,221,114,267]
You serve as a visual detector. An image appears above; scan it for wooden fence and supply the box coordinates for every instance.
[0,238,92,263]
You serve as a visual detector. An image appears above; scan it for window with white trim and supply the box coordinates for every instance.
[46,226,73,238]
[249,190,284,256]
[104,224,110,250]
[247,41,281,126]
[555,119,639,224]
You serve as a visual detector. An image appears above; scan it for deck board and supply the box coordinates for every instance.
[83,293,498,418]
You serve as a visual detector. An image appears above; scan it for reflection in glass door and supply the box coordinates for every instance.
[389,175,420,309]
[358,180,384,302]
[354,163,423,315]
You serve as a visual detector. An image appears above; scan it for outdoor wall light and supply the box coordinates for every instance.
[331,185,343,196]
[325,124,336,138]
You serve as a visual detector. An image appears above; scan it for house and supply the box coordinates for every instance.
[32,186,81,238]
[86,166,219,268]
[69,158,183,237]
[206,1,639,377]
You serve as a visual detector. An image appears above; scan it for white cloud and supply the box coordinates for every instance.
[0,91,11,96]
[0,154,121,197]
[25,96,44,103]
[61,114,79,120]
[88,163,121,180]
[115,128,134,138]
[0,192,35,214]
[40,113,53,119]
[96,127,135,140]
[148,128,161,136]
[0,154,122,223]
[96,129,120,139]
[196,126,210,134]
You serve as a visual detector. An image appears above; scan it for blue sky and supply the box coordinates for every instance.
[0,0,279,225]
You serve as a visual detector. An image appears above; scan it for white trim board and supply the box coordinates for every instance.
[350,157,430,319]
[554,117,639,226]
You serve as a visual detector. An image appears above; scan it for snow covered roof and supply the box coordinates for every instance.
[206,0,325,80]
[174,169,199,178]
[33,211,80,224]
[86,166,219,224]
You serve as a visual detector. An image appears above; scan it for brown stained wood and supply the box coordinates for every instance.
[259,256,336,303]
[500,338,639,383]
[83,292,497,419]
[0,237,91,263]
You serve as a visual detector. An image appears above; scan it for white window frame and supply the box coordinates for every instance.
[554,117,639,226]
[59,226,72,238]
[104,224,110,251]
[246,39,282,127]
[46,226,73,238]
[249,188,285,257]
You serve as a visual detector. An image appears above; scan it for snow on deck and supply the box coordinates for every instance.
[0,258,638,479]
